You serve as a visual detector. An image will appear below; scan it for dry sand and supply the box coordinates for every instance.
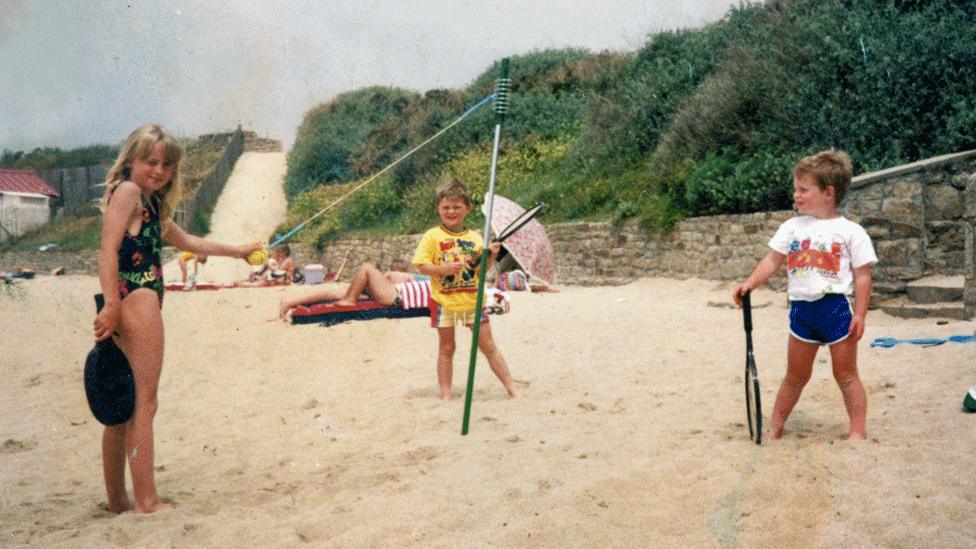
[3,152,975,547]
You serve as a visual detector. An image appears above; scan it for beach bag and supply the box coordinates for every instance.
[495,269,528,292]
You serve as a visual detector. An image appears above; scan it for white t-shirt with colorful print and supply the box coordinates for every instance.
[768,215,878,302]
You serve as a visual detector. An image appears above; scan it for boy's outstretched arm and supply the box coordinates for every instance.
[732,250,786,306]
[847,264,873,341]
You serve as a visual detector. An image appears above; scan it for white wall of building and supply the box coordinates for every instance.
[0,191,51,241]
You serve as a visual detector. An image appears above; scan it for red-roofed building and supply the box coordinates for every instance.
[0,169,61,241]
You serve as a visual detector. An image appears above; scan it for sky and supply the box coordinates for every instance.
[1,0,737,152]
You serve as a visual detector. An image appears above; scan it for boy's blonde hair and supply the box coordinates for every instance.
[793,149,853,206]
[103,124,184,222]
[435,178,472,207]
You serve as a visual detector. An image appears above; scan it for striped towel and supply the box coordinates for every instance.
[394,280,431,309]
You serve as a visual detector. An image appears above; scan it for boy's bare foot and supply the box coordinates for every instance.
[105,499,133,514]
[767,428,784,440]
[134,497,168,513]
[439,388,452,400]
[846,431,867,441]
[505,385,519,398]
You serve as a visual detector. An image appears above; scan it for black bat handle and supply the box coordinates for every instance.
[741,290,753,334]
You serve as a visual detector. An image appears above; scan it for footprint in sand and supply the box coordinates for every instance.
[2,439,37,454]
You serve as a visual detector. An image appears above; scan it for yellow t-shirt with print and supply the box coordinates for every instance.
[412,225,484,312]
[178,251,195,262]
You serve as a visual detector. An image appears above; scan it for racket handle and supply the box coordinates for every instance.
[741,290,753,333]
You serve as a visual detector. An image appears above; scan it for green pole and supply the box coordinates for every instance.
[461,58,510,435]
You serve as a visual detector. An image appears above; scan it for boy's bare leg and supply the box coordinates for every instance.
[437,327,456,399]
[102,424,131,513]
[476,322,517,398]
[118,289,167,513]
[768,336,818,439]
[278,284,348,319]
[829,337,867,440]
[336,263,397,306]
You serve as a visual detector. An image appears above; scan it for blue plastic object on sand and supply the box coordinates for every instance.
[870,335,976,348]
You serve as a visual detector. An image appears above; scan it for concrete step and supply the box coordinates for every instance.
[879,296,967,320]
[905,275,964,304]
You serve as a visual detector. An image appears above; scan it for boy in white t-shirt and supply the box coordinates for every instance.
[733,149,878,441]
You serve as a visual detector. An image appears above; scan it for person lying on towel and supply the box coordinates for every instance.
[278,261,428,320]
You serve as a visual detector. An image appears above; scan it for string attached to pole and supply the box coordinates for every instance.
[462,58,510,436]
[267,92,497,250]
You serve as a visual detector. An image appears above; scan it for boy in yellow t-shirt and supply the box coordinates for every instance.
[413,178,518,400]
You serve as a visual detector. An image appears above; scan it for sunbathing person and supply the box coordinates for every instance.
[278,262,424,320]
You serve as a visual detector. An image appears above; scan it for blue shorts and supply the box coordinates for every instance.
[788,294,852,346]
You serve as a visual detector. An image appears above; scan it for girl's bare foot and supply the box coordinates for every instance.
[846,431,867,441]
[767,427,784,440]
[439,388,452,400]
[334,299,356,307]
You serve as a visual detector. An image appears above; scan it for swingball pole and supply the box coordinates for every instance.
[462,58,511,436]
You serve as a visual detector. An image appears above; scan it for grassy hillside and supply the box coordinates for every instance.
[282,0,976,249]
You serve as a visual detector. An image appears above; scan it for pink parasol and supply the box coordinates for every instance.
[482,195,555,287]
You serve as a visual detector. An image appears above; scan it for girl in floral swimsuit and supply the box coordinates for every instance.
[92,124,261,514]
[107,183,165,303]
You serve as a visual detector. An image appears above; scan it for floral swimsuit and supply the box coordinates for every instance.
[108,185,164,305]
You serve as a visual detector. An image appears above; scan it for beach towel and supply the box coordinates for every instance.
[291,280,433,326]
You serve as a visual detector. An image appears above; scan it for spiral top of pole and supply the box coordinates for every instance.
[494,58,511,121]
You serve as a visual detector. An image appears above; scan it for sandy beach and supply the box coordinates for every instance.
[2,274,975,547]
[3,151,975,547]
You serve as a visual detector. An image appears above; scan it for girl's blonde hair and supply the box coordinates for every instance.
[103,124,184,222]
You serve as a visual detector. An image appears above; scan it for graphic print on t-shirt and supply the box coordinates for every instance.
[440,237,480,293]
[787,238,842,278]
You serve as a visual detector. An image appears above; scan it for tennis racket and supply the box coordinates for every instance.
[467,202,545,267]
[741,290,762,445]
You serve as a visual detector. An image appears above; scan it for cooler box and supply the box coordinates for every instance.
[303,264,325,285]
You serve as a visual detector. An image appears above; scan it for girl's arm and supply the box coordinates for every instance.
[94,183,139,341]
[732,250,786,306]
[162,221,260,259]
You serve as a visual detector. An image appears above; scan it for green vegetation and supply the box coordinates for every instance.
[1,145,119,171]
[284,0,976,248]
[1,136,235,251]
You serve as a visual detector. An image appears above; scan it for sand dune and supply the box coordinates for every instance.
[162,151,288,284]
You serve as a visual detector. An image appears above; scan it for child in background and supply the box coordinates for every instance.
[732,149,877,440]
[177,251,207,288]
[93,124,260,513]
[412,178,518,400]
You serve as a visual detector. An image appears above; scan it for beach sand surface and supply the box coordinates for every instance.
[3,149,975,547]
[2,276,975,547]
